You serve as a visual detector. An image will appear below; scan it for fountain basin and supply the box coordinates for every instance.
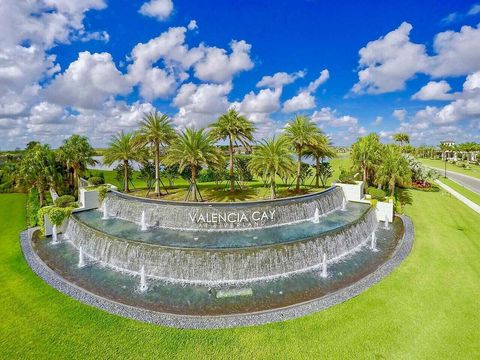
[103,187,345,231]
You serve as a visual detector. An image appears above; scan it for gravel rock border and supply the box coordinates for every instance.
[20,215,414,329]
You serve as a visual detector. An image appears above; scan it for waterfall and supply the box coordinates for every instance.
[140,211,147,231]
[320,253,328,278]
[312,208,320,223]
[384,213,389,229]
[64,207,378,283]
[78,246,85,268]
[341,198,347,211]
[370,232,377,252]
[51,224,59,244]
[104,187,346,231]
[139,266,148,292]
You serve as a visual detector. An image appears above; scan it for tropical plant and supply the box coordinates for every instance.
[54,195,76,208]
[103,132,145,192]
[163,128,224,201]
[351,133,382,185]
[317,162,333,187]
[305,133,336,187]
[137,111,176,196]
[393,133,410,146]
[17,143,59,206]
[375,145,411,195]
[210,109,255,192]
[248,136,295,199]
[283,115,319,191]
[58,135,96,191]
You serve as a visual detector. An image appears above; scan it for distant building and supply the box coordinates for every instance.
[440,140,455,147]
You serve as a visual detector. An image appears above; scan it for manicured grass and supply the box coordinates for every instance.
[1,187,479,358]
[418,158,480,179]
[439,178,480,206]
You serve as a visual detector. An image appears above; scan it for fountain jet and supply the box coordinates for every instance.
[371,232,378,252]
[141,211,147,231]
[320,253,328,278]
[313,208,320,223]
[139,266,148,292]
[51,224,59,245]
[102,202,108,220]
[78,246,85,268]
[384,214,389,229]
[342,198,347,211]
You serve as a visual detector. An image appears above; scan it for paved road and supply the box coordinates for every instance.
[435,180,480,214]
[428,166,480,195]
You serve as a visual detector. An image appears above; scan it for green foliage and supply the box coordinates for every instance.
[37,206,53,235]
[197,168,228,183]
[138,162,155,190]
[368,187,386,201]
[26,188,41,227]
[375,145,411,195]
[317,162,333,187]
[235,156,253,182]
[338,168,356,184]
[48,207,69,226]
[54,195,76,208]
[351,133,382,184]
[98,185,108,202]
[370,199,378,208]
[87,176,105,186]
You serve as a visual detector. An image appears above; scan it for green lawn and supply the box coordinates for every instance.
[1,187,479,358]
[419,158,480,179]
[439,178,480,206]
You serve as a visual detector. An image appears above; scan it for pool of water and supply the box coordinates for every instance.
[33,217,403,316]
[74,202,370,249]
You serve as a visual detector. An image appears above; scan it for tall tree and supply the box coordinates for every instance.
[137,111,176,197]
[284,115,319,191]
[393,133,410,146]
[210,109,255,192]
[376,145,411,195]
[58,135,96,192]
[351,133,382,185]
[163,128,224,201]
[17,143,59,206]
[248,136,295,199]
[103,132,144,193]
[305,132,336,187]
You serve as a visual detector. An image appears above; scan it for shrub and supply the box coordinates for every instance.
[370,199,378,208]
[27,188,41,227]
[88,176,104,186]
[55,195,76,208]
[98,185,108,202]
[338,168,356,184]
[368,187,386,201]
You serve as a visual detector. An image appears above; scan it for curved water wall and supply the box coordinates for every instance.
[104,187,345,231]
[64,207,377,283]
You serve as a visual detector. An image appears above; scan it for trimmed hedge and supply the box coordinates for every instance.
[88,176,105,186]
[55,195,77,208]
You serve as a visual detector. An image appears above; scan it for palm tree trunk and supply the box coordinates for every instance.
[229,136,235,192]
[38,186,45,207]
[155,141,160,196]
[191,165,197,202]
[315,156,320,188]
[124,160,129,192]
[270,175,276,199]
[296,151,302,191]
[73,167,78,192]
[390,176,395,196]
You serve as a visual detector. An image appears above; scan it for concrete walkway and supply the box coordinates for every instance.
[427,166,480,195]
[435,180,480,214]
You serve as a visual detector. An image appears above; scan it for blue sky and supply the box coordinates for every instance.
[1,0,480,149]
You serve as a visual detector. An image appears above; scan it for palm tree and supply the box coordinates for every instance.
[375,145,411,195]
[393,133,410,146]
[305,133,336,188]
[58,135,96,192]
[17,143,59,206]
[103,132,144,192]
[137,111,176,197]
[248,136,295,199]
[283,115,319,191]
[210,109,255,192]
[351,133,382,185]
[163,128,224,201]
